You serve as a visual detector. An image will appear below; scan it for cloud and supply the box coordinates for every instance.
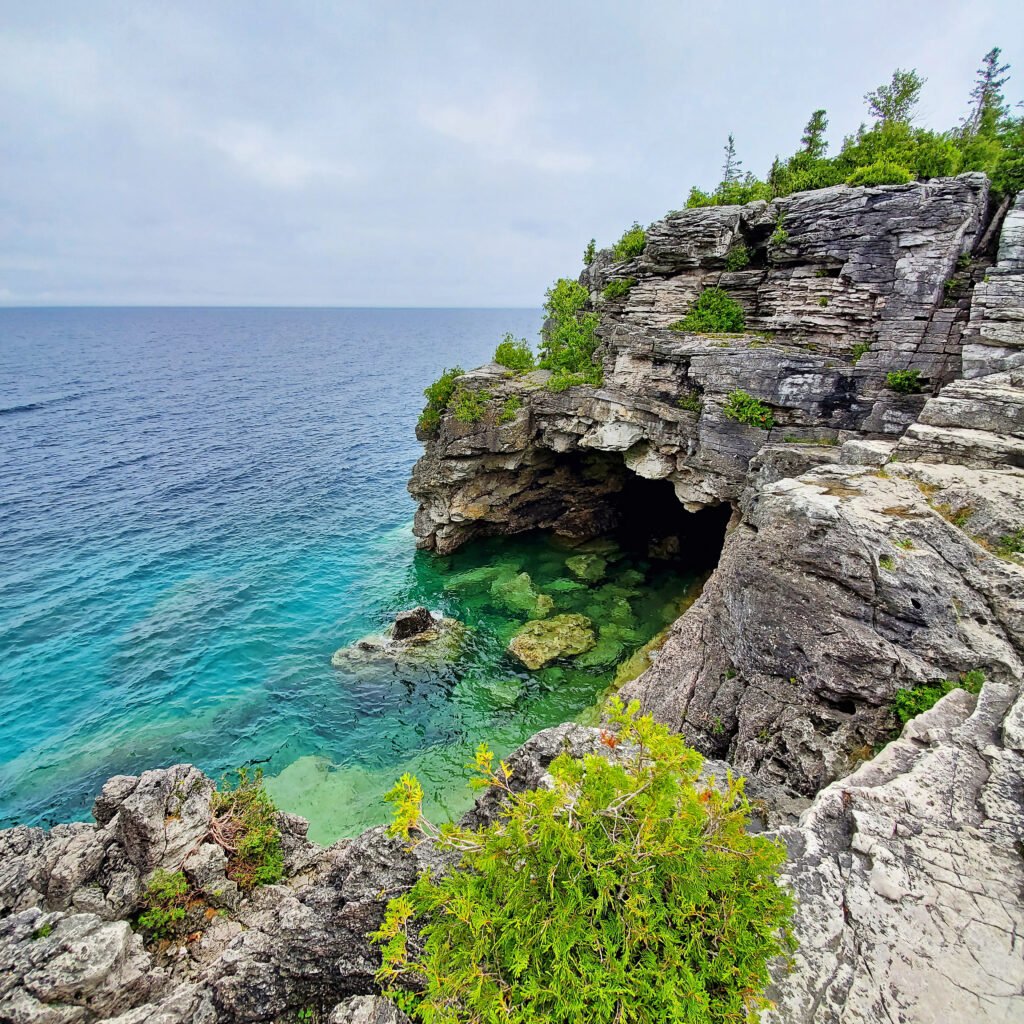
[204,121,356,189]
[420,85,593,174]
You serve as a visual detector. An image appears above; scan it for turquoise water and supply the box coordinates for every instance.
[0,308,701,842]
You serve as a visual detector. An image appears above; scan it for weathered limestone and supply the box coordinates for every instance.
[410,176,997,554]
[765,683,1024,1024]
[962,191,1024,377]
[618,463,1024,794]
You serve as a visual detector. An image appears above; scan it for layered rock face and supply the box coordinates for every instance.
[409,178,1024,798]
[410,174,998,553]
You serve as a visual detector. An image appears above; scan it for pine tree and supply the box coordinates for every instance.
[721,133,741,183]
[967,47,1011,135]
[800,109,829,159]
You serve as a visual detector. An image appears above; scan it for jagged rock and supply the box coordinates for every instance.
[506,613,596,669]
[0,910,164,1021]
[330,615,465,671]
[390,607,433,641]
[328,996,411,1024]
[619,462,1024,794]
[765,683,1024,1023]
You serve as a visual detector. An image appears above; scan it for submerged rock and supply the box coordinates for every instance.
[565,553,606,582]
[507,613,596,670]
[489,571,554,618]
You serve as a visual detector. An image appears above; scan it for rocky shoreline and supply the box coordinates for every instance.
[2,176,1023,1023]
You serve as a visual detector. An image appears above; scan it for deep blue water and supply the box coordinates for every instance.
[1,307,548,838]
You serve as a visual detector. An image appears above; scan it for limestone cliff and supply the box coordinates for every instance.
[409,176,1024,798]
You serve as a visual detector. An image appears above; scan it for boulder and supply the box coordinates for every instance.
[390,606,433,641]
[507,614,596,670]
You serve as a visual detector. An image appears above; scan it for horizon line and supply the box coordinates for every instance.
[0,303,543,311]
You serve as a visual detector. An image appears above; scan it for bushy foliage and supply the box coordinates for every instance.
[845,161,914,186]
[611,222,646,261]
[885,369,924,394]
[850,342,871,364]
[724,244,751,271]
[722,390,775,431]
[372,699,795,1024]
[690,55,1023,205]
[499,395,523,423]
[419,367,465,433]
[138,869,189,940]
[583,238,597,265]
[450,386,492,424]
[493,334,536,372]
[211,767,284,889]
[601,277,637,301]
[893,670,985,725]
[672,288,746,334]
[538,278,602,386]
[996,528,1024,558]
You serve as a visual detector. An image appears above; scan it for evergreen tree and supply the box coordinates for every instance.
[721,133,741,183]
[800,109,829,158]
[968,47,1011,135]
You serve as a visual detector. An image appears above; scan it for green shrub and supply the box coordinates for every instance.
[676,390,703,413]
[211,767,284,890]
[769,215,789,249]
[996,528,1024,558]
[546,366,602,392]
[32,922,54,940]
[673,287,746,334]
[817,296,829,306]
[583,238,597,265]
[893,670,985,725]
[845,161,913,186]
[499,395,523,423]
[418,367,465,433]
[723,390,775,430]
[850,342,871,364]
[138,869,189,940]
[725,244,751,271]
[611,222,646,261]
[886,369,924,394]
[493,335,536,373]
[601,277,636,301]
[372,699,794,1024]
[878,554,896,570]
[538,278,602,385]
[450,386,491,424]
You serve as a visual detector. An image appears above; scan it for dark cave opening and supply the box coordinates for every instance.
[608,470,731,572]
[541,448,731,574]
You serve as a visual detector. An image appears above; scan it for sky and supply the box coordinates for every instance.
[1,1,1022,307]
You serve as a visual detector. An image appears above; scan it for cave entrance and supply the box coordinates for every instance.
[540,448,731,575]
[607,470,731,572]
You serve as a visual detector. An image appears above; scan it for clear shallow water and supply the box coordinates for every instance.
[0,308,701,843]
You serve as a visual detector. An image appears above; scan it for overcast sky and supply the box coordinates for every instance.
[1,1,1022,307]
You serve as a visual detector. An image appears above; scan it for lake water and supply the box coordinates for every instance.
[0,308,700,842]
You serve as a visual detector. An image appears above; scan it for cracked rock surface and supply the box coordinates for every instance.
[765,683,1024,1024]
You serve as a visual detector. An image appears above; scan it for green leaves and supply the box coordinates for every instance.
[418,367,465,434]
[722,390,775,431]
[372,699,795,1023]
[671,288,746,334]
[538,279,602,390]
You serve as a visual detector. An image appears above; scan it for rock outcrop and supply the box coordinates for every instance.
[766,682,1024,1023]
[408,174,1024,798]
[0,765,450,1023]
